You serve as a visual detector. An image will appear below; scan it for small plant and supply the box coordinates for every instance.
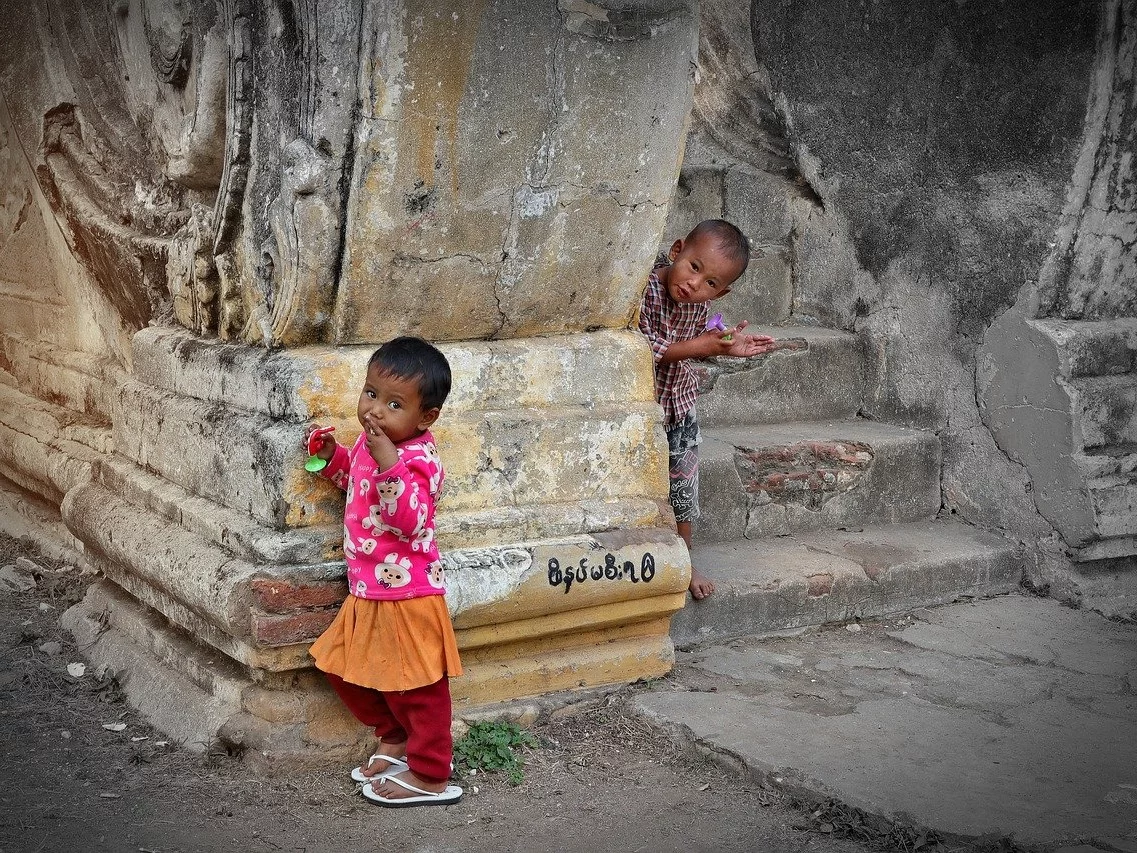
[453,720,537,785]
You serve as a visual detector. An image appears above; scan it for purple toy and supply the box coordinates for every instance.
[707,312,732,341]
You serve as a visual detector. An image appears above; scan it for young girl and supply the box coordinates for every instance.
[306,336,463,807]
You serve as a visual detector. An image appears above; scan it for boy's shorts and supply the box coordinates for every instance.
[666,410,701,524]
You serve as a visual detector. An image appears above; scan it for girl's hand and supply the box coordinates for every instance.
[305,425,335,461]
[361,414,398,470]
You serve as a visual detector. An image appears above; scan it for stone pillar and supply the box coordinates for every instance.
[0,0,699,764]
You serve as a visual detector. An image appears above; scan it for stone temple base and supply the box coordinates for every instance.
[30,326,690,765]
[63,573,683,766]
[64,559,683,769]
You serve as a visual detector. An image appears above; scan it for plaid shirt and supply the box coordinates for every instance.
[638,263,708,427]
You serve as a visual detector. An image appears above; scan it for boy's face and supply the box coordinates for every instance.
[356,364,439,445]
[662,231,745,304]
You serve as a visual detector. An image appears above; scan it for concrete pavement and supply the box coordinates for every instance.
[635,594,1137,849]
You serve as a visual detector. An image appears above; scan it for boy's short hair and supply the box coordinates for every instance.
[688,219,751,276]
[368,337,452,410]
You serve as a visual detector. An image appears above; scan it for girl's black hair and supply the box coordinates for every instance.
[368,337,452,410]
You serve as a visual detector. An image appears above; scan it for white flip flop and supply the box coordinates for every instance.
[361,774,463,808]
[349,753,408,783]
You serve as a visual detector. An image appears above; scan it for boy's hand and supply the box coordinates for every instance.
[361,414,399,471]
[697,321,776,358]
[725,322,776,358]
[305,425,335,461]
[694,328,742,358]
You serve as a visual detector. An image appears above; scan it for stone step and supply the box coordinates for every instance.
[1069,373,1137,452]
[670,519,1022,648]
[696,419,941,543]
[1032,317,1137,378]
[0,383,106,505]
[1087,474,1137,539]
[695,325,865,428]
[0,333,120,418]
[1071,471,1137,560]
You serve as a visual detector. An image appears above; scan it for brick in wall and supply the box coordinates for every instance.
[736,439,873,511]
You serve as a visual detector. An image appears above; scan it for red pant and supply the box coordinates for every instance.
[325,673,453,783]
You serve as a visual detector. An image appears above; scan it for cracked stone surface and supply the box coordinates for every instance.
[637,594,1137,846]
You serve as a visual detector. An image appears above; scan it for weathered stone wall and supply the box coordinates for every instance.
[665,0,1136,607]
[979,1,1137,599]
[750,0,1098,542]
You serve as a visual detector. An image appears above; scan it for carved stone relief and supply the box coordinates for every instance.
[13,1,697,350]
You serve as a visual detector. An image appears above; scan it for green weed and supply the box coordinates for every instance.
[453,720,538,786]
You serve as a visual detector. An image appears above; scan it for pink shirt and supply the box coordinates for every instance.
[321,430,446,601]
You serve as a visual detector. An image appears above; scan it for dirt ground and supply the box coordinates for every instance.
[0,534,884,853]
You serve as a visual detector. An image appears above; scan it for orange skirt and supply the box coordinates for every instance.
[309,594,463,693]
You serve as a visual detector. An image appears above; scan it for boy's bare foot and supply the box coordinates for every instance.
[370,769,448,799]
[689,568,715,600]
[357,739,408,779]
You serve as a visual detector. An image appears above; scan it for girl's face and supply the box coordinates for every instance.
[356,365,439,445]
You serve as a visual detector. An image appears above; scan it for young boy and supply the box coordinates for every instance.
[306,337,464,807]
[638,219,776,600]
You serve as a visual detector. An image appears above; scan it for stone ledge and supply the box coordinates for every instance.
[131,326,658,419]
[981,313,1137,556]
[97,453,668,560]
[697,419,941,542]
[1088,476,1137,540]
[1068,374,1137,451]
[444,532,689,625]
[1032,317,1137,379]
[0,383,107,504]
[60,577,681,766]
[64,580,251,711]
[696,325,865,427]
[436,496,670,549]
[64,476,690,670]
[64,481,263,639]
[61,580,372,767]
[250,576,345,612]
[111,378,297,527]
[0,333,121,417]
[456,628,677,708]
[111,376,668,528]
[97,456,336,565]
[673,519,1022,649]
[62,584,251,752]
[1073,536,1137,563]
